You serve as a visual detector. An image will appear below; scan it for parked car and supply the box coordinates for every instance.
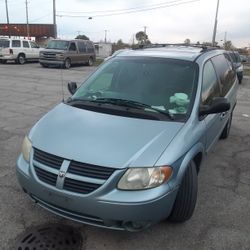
[39,39,96,69]
[0,37,40,64]
[17,45,237,231]
[228,51,244,84]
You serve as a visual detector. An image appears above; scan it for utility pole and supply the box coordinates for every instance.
[212,0,220,46]
[53,0,57,38]
[224,31,227,45]
[104,30,107,43]
[25,0,30,38]
[5,0,10,37]
[144,26,147,34]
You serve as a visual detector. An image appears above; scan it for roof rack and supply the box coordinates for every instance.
[133,43,222,52]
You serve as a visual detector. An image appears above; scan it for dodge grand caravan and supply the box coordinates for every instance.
[39,39,96,69]
[17,45,237,231]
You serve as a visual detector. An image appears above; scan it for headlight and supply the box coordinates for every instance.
[118,166,172,190]
[237,65,243,72]
[21,136,32,162]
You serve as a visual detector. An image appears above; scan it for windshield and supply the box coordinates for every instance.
[0,39,10,48]
[46,40,69,50]
[71,57,198,120]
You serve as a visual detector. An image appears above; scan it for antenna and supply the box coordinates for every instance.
[60,64,65,102]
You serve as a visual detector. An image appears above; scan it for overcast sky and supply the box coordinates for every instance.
[0,0,249,47]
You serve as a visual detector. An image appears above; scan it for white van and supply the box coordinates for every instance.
[0,37,41,64]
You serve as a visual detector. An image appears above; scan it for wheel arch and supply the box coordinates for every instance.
[168,143,204,190]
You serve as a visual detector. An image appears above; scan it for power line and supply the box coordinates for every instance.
[57,0,200,18]
[57,0,185,14]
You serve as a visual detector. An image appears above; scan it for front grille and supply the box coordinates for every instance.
[68,161,115,180]
[34,166,57,186]
[43,52,56,59]
[64,178,101,194]
[33,148,63,170]
[33,149,117,195]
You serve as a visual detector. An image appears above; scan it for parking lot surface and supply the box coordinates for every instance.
[0,63,250,250]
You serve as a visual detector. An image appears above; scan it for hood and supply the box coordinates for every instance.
[29,103,184,168]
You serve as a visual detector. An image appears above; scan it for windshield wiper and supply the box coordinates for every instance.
[92,98,174,120]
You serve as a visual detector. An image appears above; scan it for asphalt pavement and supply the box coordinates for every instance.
[0,62,250,250]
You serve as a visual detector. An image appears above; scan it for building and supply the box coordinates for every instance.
[94,42,112,59]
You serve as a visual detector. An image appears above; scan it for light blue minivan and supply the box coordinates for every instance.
[17,45,237,231]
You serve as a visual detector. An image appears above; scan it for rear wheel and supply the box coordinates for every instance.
[168,161,198,222]
[87,57,94,66]
[220,112,232,139]
[17,54,26,64]
[40,63,49,68]
[64,58,71,69]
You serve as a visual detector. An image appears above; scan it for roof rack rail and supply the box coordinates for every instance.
[133,43,222,52]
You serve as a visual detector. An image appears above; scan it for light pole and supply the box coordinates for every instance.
[25,0,30,38]
[5,0,10,37]
[212,0,220,46]
[53,0,57,38]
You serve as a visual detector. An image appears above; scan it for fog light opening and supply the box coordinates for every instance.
[122,221,151,232]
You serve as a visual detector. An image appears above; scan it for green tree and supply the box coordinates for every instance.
[184,38,191,45]
[75,34,89,40]
[223,40,235,50]
[135,31,150,45]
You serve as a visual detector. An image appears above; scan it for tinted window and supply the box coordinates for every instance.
[69,42,77,51]
[0,39,10,48]
[86,42,94,53]
[12,40,21,47]
[73,57,198,119]
[30,41,39,48]
[23,41,29,48]
[78,42,86,53]
[212,55,234,96]
[202,60,220,105]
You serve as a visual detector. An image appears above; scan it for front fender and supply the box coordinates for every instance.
[167,143,205,190]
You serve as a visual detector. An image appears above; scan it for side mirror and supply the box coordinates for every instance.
[199,97,231,116]
[67,81,77,95]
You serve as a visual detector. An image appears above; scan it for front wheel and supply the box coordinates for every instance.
[168,161,198,223]
[64,58,71,69]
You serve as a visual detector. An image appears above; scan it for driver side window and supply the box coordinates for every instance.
[202,60,221,105]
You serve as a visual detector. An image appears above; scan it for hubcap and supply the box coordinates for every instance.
[19,56,25,64]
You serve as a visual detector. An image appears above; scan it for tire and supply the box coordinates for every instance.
[40,63,48,68]
[64,58,71,69]
[220,112,232,139]
[17,54,26,65]
[87,57,94,66]
[168,161,198,223]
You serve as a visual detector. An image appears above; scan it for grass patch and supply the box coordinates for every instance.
[244,68,250,76]
[94,58,104,66]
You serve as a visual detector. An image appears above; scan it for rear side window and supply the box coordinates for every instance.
[86,42,94,53]
[78,42,86,53]
[211,55,234,96]
[0,39,10,48]
[12,40,21,47]
[23,41,29,48]
[69,42,77,51]
[202,60,221,105]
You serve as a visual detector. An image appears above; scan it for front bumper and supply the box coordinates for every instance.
[39,59,64,66]
[16,154,178,231]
